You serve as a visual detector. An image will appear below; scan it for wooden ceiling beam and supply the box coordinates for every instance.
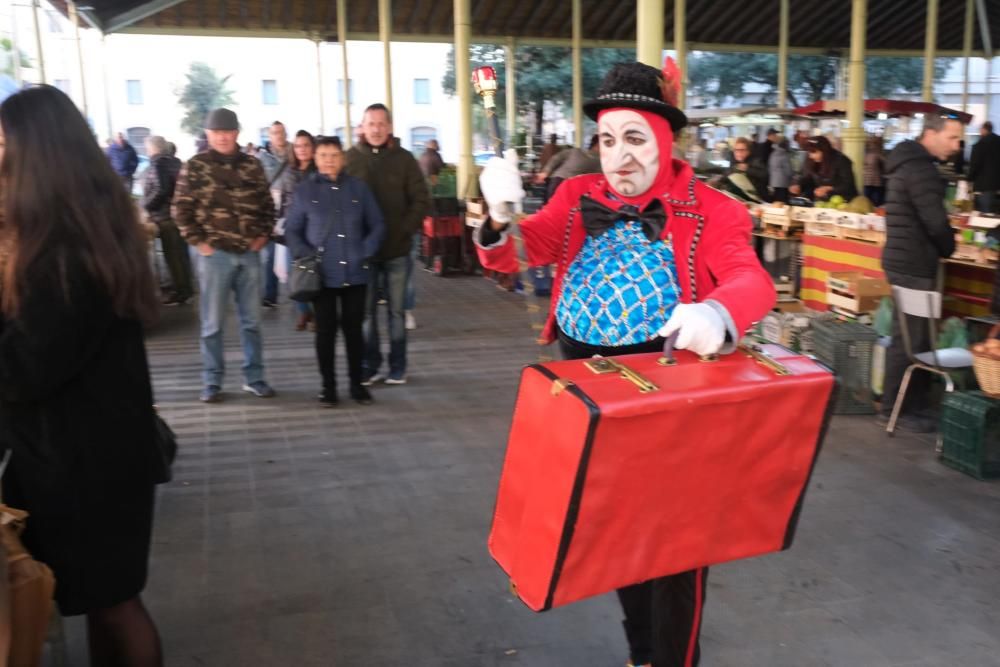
[406,0,425,33]
[610,4,637,42]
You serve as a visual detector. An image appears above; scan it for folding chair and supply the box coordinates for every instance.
[886,286,974,436]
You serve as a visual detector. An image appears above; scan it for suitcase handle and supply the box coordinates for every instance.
[657,331,719,366]
[584,357,659,393]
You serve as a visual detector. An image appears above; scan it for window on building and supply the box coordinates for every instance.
[45,10,63,33]
[410,126,436,153]
[54,79,71,95]
[258,128,270,147]
[337,79,353,105]
[414,79,431,104]
[126,127,150,156]
[334,127,346,141]
[126,80,143,105]
[262,79,278,105]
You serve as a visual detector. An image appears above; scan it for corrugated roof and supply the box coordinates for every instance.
[55,0,999,54]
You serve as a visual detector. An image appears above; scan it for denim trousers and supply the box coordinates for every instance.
[198,249,265,386]
[262,240,279,302]
[404,232,420,311]
[364,255,408,377]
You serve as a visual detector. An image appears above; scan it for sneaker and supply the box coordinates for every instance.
[200,385,222,403]
[350,385,374,405]
[242,381,276,398]
[262,299,278,309]
[405,311,417,330]
[295,312,312,331]
[384,374,407,385]
[318,388,339,407]
[361,372,387,386]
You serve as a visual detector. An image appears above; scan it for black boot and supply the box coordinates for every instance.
[318,386,339,407]
[350,384,373,405]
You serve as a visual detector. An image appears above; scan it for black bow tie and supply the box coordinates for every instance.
[580,196,666,243]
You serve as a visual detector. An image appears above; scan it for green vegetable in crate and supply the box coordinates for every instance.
[844,195,875,214]
[829,194,845,207]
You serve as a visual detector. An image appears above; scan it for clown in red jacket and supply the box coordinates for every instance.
[477,61,776,667]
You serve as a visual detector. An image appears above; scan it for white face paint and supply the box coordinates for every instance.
[598,109,660,197]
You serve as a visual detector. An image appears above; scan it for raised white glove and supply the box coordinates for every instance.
[658,303,726,357]
[478,149,525,224]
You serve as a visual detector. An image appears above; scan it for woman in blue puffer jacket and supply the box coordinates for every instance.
[285,136,385,406]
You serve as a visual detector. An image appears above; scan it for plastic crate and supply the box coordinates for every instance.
[940,391,1000,480]
[812,318,879,414]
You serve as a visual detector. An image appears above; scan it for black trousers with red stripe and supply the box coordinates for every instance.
[557,331,710,667]
[617,568,709,667]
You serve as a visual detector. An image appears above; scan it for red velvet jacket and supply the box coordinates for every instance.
[477,160,776,345]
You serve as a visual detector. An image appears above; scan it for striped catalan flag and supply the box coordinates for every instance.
[800,235,885,311]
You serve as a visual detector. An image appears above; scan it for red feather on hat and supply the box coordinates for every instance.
[659,56,681,107]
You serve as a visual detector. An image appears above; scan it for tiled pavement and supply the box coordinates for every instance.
[61,270,1000,666]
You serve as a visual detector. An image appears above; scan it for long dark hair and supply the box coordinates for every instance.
[804,135,837,179]
[0,85,157,324]
[293,129,316,171]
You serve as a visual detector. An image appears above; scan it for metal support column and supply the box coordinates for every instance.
[337,0,352,146]
[10,2,22,85]
[379,0,393,111]
[674,0,687,108]
[101,35,112,140]
[315,40,326,135]
[962,0,975,112]
[923,0,938,101]
[778,0,790,107]
[31,0,46,84]
[454,0,475,197]
[844,0,867,192]
[572,0,583,146]
[636,0,664,68]
[505,37,517,145]
[68,2,88,117]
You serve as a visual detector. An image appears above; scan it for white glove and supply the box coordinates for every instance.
[478,149,525,224]
[658,303,727,357]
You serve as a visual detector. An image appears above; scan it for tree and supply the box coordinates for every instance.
[0,37,31,77]
[442,45,635,137]
[688,52,954,108]
[176,62,235,137]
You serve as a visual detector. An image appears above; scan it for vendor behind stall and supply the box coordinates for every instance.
[790,136,858,202]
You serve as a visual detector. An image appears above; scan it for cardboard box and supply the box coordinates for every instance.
[465,198,488,229]
[826,271,890,315]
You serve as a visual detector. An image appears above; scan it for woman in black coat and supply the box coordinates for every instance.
[791,135,859,202]
[0,86,164,665]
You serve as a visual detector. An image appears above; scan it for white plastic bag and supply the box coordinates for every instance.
[274,243,288,283]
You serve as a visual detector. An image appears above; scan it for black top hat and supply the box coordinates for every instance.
[583,62,687,131]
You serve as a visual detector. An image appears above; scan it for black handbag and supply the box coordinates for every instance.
[288,216,335,303]
[152,411,177,484]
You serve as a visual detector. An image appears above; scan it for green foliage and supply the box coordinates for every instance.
[176,62,236,137]
[688,52,956,107]
[0,37,31,76]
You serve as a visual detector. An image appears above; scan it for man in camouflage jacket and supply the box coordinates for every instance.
[173,108,277,403]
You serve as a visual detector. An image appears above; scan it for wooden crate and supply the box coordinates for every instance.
[826,271,890,316]
[838,227,886,245]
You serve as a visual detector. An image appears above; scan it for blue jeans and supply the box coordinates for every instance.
[262,240,279,302]
[364,255,408,377]
[404,232,420,311]
[198,249,265,386]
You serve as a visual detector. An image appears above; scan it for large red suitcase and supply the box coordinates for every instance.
[488,343,835,612]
